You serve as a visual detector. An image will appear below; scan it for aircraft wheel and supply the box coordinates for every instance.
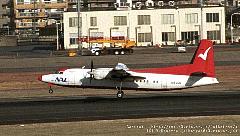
[49,88,53,94]
[117,91,124,98]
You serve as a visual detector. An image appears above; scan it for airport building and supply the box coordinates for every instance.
[63,4,225,49]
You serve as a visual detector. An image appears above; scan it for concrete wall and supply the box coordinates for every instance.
[0,36,17,47]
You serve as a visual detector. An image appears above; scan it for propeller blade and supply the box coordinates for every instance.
[90,60,94,84]
[91,60,93,72]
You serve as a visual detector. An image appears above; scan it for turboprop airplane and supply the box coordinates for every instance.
[38,39,219,98]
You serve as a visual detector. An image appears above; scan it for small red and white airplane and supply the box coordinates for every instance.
[38,40,219,98]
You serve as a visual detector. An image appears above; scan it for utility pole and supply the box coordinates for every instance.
[33,0,36,34]
[200,0,203,40]
[77,0,82,53]
[56,22,60,50]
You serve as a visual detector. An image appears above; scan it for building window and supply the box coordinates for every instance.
[70,38,78,44]
[69,17,80,27]
[185,13,198,24]
[162,32,175,42]
[69,33,78,44]
[181,31,198,41]
[138,33,152,42]
[207,31,220,40]
[17,0,24,3]
[161,14,174,24]
[206,13,219,22]
[44,0,51,3]
[90,17,97,26]
[138,15,151,25]
[114,16,127,26]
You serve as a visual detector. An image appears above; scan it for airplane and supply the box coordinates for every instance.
[38,39,219,98]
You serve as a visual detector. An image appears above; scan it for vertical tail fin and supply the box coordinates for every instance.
[190,40,215,77]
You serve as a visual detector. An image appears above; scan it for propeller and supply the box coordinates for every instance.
[89,60,94,84]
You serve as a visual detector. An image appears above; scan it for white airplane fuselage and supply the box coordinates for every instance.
[41,68,218,90]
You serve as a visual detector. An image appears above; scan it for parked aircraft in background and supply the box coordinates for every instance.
[38,40,219,98]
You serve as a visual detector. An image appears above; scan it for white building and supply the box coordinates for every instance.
[63,6,225,49]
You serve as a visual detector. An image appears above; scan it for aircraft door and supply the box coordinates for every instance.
[161,80,167,89]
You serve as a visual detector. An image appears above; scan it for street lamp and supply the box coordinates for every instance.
[33,0,36,35]
[135,26,140,46]
[7,26,9,35]
[215,24,221,44]
[231,12,240,43]
[194,25,201,45]
[171,25,176,46]
[77,0,82,52]
[56,22,60,50]
[150,26,153,46]
[194,25,201,38]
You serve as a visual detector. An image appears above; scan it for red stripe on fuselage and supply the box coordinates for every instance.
[130,64,214,77]
[131,64,190,75]
[131,64,214,77]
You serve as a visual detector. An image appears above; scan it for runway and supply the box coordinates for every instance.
[0,90,239,125]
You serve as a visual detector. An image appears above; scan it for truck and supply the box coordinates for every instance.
[90,46,133,56]
[83,38,135,56]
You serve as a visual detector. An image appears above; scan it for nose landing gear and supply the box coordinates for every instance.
[48,83,54,94]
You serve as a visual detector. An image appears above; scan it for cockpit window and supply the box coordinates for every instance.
[55,71,63,74]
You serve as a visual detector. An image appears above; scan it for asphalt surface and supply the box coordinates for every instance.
[0,46,240,73]
[0,45,239,125]
[0,91,239,125]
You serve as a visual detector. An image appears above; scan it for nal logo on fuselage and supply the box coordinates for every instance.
[198,47,211,61]
[56,77,67,82]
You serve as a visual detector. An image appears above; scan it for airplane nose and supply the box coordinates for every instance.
[38,75,42,81]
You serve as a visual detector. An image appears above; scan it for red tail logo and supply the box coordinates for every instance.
[198,47,211,61]
[191,40,215,77]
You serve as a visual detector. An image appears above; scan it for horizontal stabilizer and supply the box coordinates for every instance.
[190,72,207,77]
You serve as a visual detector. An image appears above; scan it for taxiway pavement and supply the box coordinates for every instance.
[0,90,239,125]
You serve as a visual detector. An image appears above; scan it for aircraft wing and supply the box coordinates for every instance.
[105,63,145,81]
[106,69,145,81]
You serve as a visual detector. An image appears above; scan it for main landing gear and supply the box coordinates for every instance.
[48,83,53,94]
[116,81,124,99]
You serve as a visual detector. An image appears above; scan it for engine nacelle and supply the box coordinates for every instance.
[92,68,112,80]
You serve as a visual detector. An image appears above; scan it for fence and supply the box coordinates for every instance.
[17,36,57,46]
